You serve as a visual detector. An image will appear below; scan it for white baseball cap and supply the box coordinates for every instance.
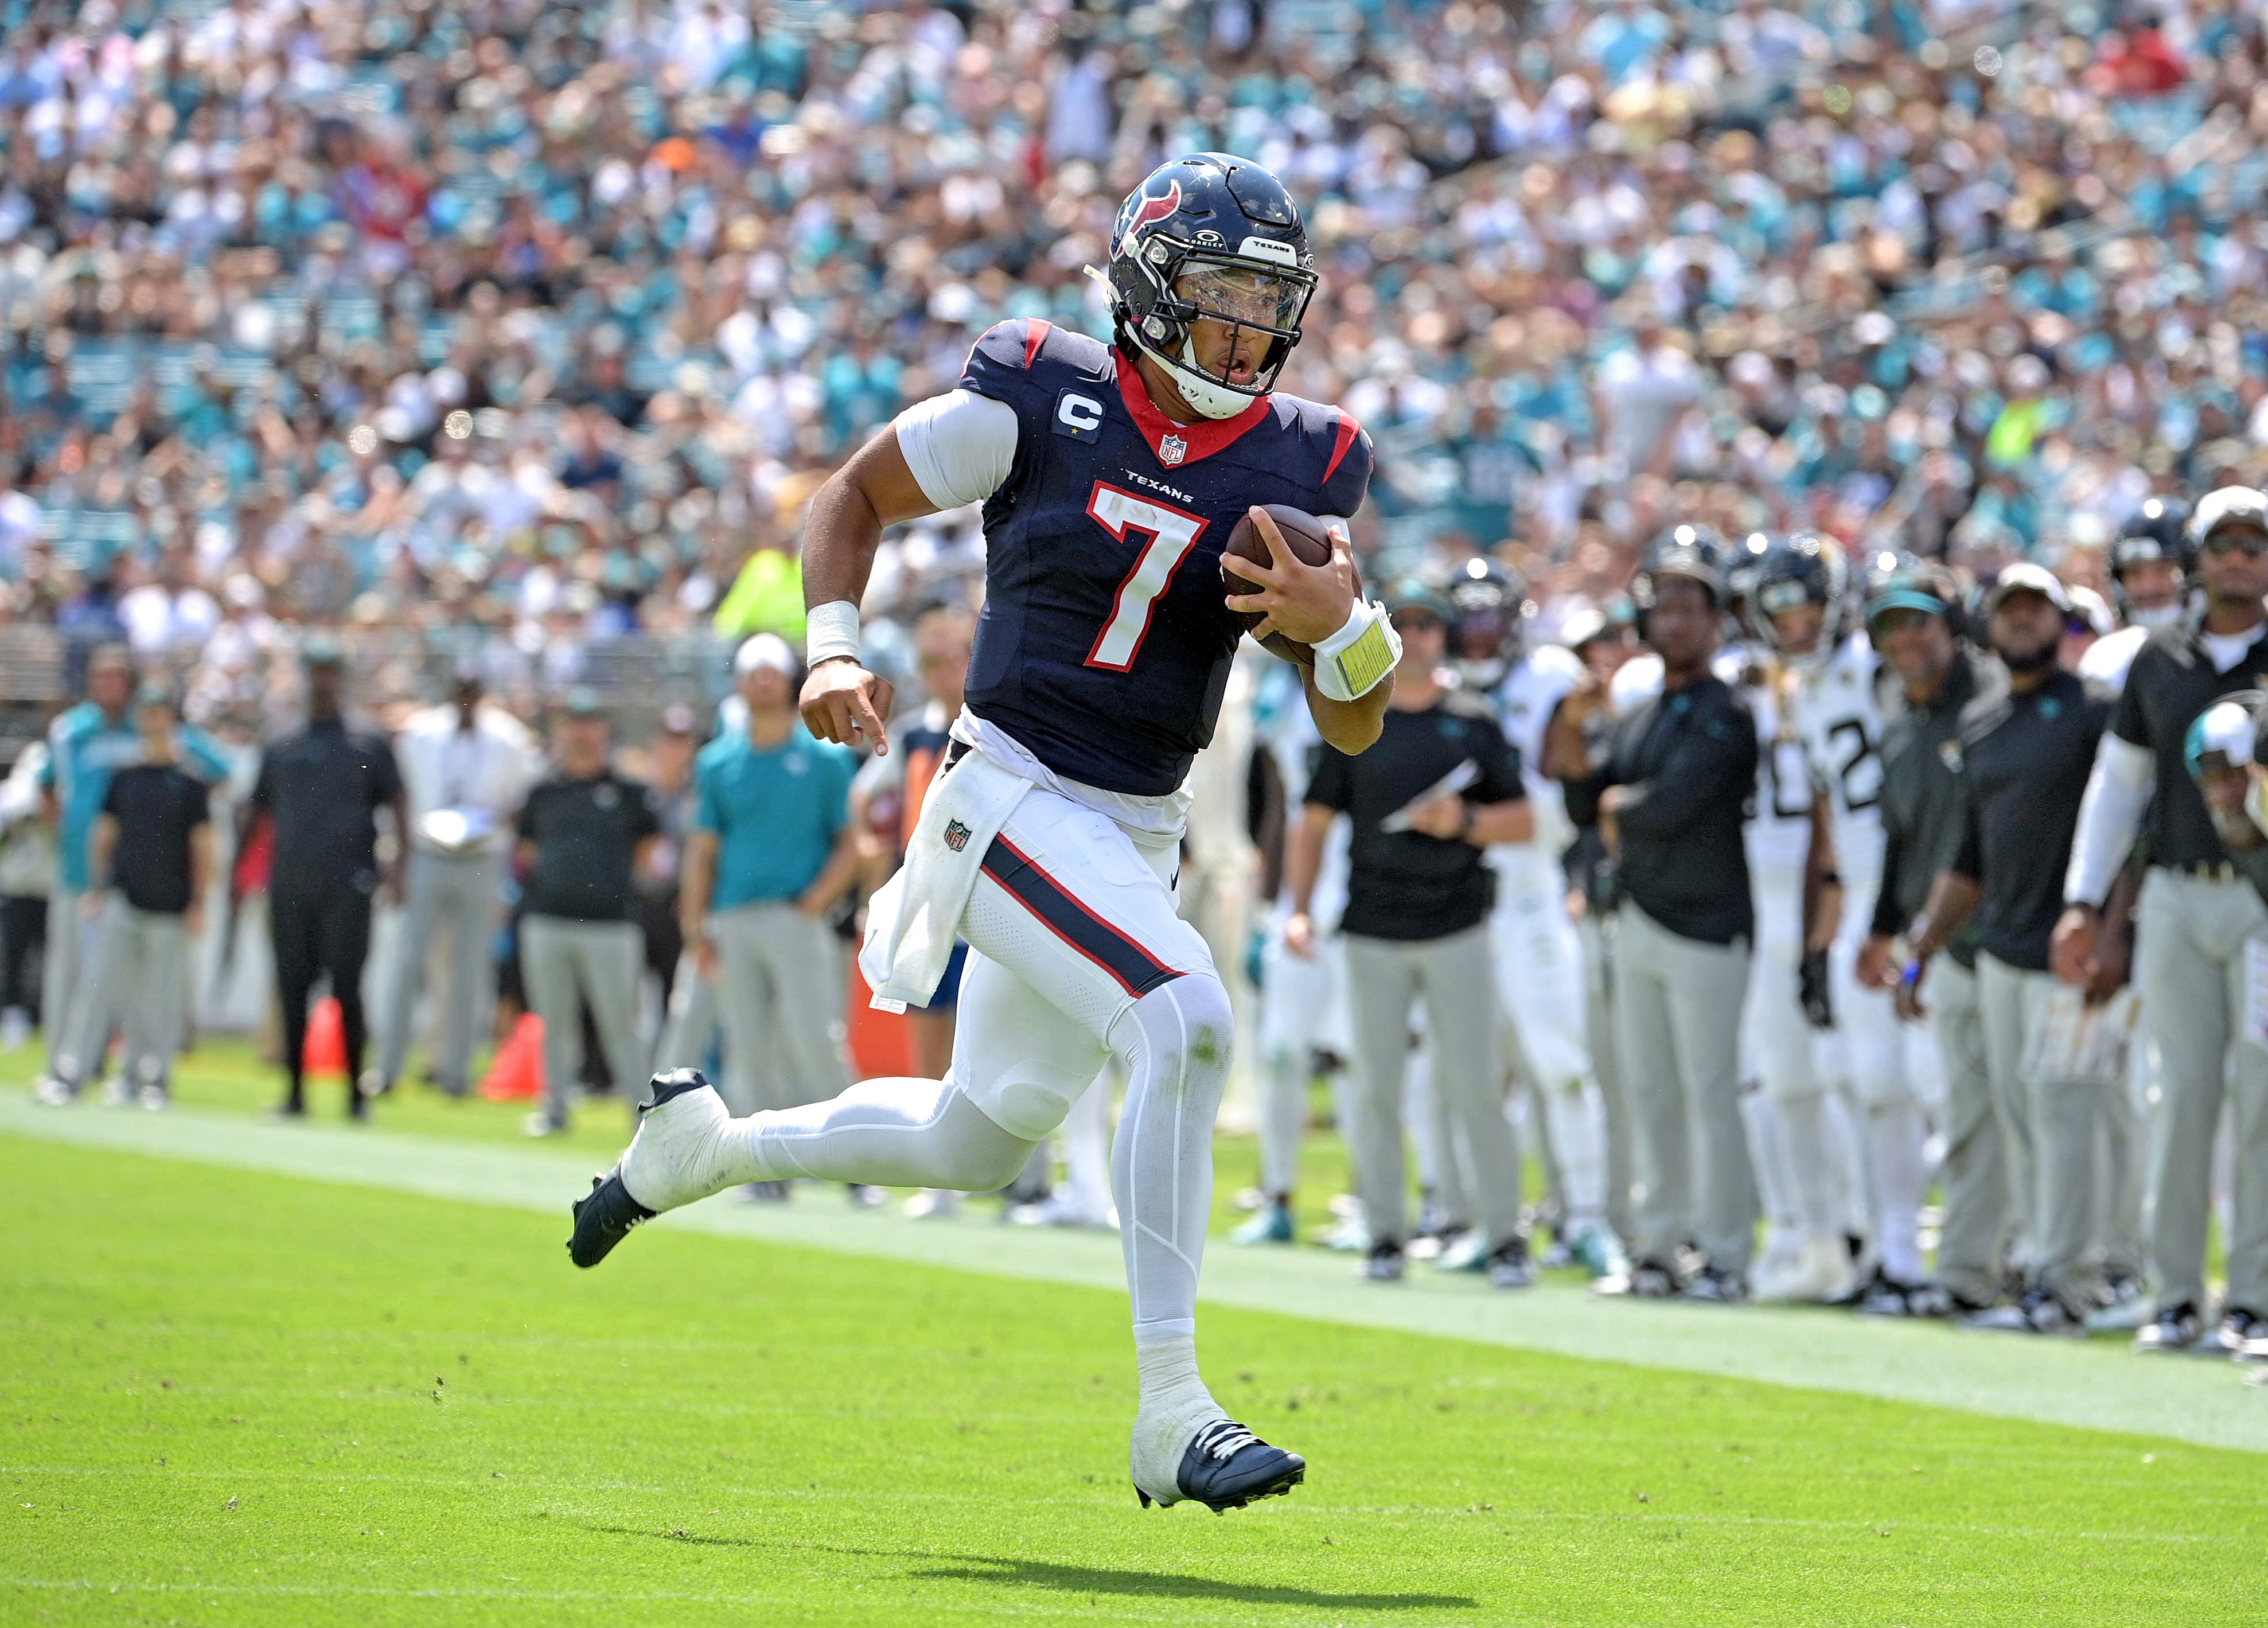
[734,632,797,679]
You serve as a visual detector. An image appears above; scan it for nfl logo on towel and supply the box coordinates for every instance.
[1159,434,1186,466]
[944,819,972,852]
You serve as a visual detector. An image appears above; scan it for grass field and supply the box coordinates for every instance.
[6,1045,2267,1625]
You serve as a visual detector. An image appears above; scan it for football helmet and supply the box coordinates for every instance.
[1744,532,1850,663]
[2111,497,2193,629]
[1106,153,1317,420]
[1445,556,1529,689]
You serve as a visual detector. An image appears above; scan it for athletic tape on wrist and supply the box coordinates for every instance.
[806,600,862,667]
[1311,600,1400,702]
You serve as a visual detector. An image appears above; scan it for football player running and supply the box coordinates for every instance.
[1747,534,1938,1312]
[567,154,1389,1515]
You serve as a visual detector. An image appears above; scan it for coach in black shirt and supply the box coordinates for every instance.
[516,690,661,1136]
[1286,580,1534,1287]
[1552,529,1759,1299]
[248,640,405,1119]
[1907,564,2111,1331]
[1854,561,2010,1310]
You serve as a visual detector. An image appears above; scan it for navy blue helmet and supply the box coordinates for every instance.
[1744,531,1850,661]
[1446,555,1528,685]
[2111,496,2193,628]
[1106,153,1318,420]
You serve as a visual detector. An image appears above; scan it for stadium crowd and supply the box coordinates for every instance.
[12,0,2268,1364]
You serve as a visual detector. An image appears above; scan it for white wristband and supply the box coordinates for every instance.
[1311,599,1400,702]
[806,600,862,667]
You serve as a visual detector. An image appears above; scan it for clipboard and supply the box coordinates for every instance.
[1381,759,1479,833]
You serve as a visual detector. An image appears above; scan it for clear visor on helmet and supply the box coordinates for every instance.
[1170,259,1312,335]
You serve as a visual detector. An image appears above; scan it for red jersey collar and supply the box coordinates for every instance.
[1111,346,1272,468]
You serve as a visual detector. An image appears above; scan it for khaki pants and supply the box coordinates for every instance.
[57,895,186,1089]
[1343,922,1521,1250]
[2137,870,2268,1312]
[1581,912,1637,1244]
[708,901,849,1115]
[380,848,501,1093]
[519,914,648,1125]
[1614,902,1756,1272]
[1927,956,2010,1305]
[1977,953,2101,1307]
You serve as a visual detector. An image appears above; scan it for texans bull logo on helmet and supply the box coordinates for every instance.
[1116,178,1183,256]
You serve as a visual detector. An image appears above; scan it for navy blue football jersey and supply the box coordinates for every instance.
[958,318,1373,795]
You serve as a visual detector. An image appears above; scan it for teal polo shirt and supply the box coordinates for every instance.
[695,723,856,909]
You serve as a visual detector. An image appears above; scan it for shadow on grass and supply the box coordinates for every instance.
[588,1526,1474,1611]
[910,1553,1475,1611]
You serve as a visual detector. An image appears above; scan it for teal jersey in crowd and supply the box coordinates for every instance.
[40,703,230,892]
[694,723,855,910]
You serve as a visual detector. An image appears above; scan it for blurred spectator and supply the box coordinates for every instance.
[0,0,2258,719]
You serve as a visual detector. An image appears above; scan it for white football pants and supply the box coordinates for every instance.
[720,785,1230,1346]
[1491,859,1609,1231]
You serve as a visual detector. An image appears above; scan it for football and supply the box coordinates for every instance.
[1221,505,1346,665]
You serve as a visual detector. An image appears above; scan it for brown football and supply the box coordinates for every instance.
[1221,505,1346,665]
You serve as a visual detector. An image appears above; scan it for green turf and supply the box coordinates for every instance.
[53,1035,1366,1246]
[6,1135,2265,1626]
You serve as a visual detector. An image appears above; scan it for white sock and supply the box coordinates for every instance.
[1111,976,1237,1497]
[1775,1090,1842,1241]
[1542,1075,1611,1229]
[1868,1097,1928,1284]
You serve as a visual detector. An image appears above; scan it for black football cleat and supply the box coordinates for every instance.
[564,1068,724,1268]
[1136,1420,1305,1514]
[567,1169,653,1269]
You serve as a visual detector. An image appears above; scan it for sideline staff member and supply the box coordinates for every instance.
[57,687,212,1107]
[517,690,663,1137]
[247,638,406,1120]
[1857,557,2009,1312]
[1552,526,1760,1302]
[683,634,861,1136]
[1905,565,2111,1332]
[2057,487,2268,1357]
[1285,578,1536,1288]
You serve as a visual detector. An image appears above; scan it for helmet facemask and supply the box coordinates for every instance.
[1123,243,1315,420]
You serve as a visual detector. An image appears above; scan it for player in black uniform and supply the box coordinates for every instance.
[567,155,1391,1512]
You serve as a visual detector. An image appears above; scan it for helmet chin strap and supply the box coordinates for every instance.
[1157,333,1262,420]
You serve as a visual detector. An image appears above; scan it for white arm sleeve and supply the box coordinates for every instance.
[892,390,1019,512]
[2063,733,2154,907]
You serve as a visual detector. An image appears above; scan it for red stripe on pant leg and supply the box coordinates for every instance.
[981,835,1182,998]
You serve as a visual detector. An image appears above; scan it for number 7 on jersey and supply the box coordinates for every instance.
[1085,482,1207,672]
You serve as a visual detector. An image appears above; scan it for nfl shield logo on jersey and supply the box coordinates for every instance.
[1159,434,1187,466]
[944,819,972,852]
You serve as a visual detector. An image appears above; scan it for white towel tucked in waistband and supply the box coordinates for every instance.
[858,745,1032,1012]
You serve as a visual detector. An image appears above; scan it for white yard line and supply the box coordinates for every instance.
[7,1096,2263,1454]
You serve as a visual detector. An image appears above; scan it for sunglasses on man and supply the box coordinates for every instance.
[2203,523,2268,557]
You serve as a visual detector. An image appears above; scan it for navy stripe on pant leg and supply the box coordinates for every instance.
[980,834,1183,999]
